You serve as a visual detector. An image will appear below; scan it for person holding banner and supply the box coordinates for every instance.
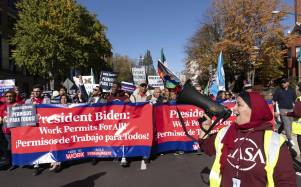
[107,82,130,102]
[25,84,50,105]
[162,88,170,103]
[149,88,164,104]
[199,91,296,187]
[129,83,152,167]
[25,84,51,176]
[130,83,151,103]
[0,90,18,170]
[49,94,70,172]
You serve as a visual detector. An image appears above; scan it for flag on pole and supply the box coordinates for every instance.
[209,51,225,96]
[90,68,95,84]
[161,48,166,63]
[157,60,180,89]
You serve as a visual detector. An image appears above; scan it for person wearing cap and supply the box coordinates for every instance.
[129,83,151,103]
[272,78,296,145]
[243,83,253,92]
[126,83,151,167]
[199,91,296,186]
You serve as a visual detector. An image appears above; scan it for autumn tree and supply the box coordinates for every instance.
[107,54,135,82]
[186,0,291,86]
[11,0,112,81]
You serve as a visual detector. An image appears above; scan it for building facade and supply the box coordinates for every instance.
[0,0,36,93]
[287,0,301,81]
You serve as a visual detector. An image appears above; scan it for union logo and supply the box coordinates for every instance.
[227,137,265,171]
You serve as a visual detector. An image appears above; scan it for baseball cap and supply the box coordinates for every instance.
[280,78,288,84]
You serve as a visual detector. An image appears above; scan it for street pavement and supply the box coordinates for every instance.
[0,152,300,187]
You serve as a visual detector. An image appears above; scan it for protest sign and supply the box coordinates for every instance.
[63,78,74,92]
[0,79,15,96]
[121,81,136,93]
[132,67,146,86]
[147,76,164,89]
[154,101,273,153]
[99,71,117,92]
[11,103,153,166]
[84,84,99,96]
[6,104,37,128]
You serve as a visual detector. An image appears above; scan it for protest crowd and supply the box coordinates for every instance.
[0,70,300,186]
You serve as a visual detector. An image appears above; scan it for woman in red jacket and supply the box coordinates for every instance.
[0,90,18,169]
[200,91,296,187]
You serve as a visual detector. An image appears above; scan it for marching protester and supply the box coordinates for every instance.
[25,84,51,105]
[287,82,301,157]
[161,88,170,103]
[51,86,70,104]
[72,89,86,103]
[215,90,226,104]
[14,86,25,104]
[273,78,296,145]
[149,87,164,104]
[86,85,107,166]
[200,91,296,186]
[194,84,203,93]
[168,89,177,103]
[129,83,151,103]
[49,94,70,172]
[129,83,152,167]
[87,86,106,104]
[107,81,130,102]
[25,84,51,176]
[0,90,18,170]
[243,83,253,92]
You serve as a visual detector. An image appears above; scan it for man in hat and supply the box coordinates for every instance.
[273,78,296,145]
[129,83,151,103]
[243,83,253,92]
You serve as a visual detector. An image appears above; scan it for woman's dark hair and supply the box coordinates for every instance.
[4,90,17,99]
[216,91,225,100]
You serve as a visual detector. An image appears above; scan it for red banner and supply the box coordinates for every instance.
[11,103,153,165]
[154,102,274,153]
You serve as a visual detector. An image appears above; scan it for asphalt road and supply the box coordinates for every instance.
[0,153,300,187]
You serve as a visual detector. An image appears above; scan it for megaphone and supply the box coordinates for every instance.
[177,80,231,133]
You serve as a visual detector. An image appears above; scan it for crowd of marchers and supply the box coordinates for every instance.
[0,76,300,184]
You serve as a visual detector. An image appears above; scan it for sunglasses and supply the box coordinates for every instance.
[5,95,13,98]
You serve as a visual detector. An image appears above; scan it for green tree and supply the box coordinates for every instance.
[11,0,112,81]
[143,50,156,76]
[108,54,135,82]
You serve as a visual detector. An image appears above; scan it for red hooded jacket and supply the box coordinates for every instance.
[201,92,296,187]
